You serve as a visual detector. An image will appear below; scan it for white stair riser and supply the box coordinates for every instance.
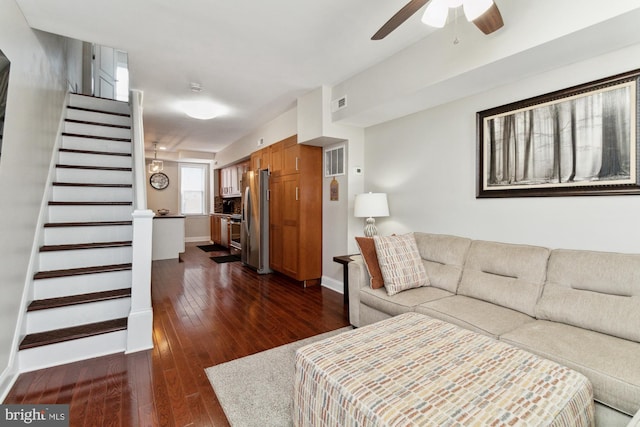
[58,151,132,168]
[19,330,126,372]
[69,94,130,115]
[26,298,131,334]
[44,225,132,246]
[34,270,131,299]
[52,186,133,202]
[39,246,133,271]
[62,135,131,154]
[66,108,130,126]
[48,205,133,222]
[55,168,132,184]
[64,121,131,140]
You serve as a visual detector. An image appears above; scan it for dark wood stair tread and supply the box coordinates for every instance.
[28,288,131,312]
[44,220,132,228]
[65,119,131,130]
[48,201,132,206]
[62,132,131,142]
[56,164,132,171]
[58,148,131,157]
[19,318,128,350]
[34,263,132,280]
[40,241,132,252]
[52,182,132,188]
[67,105,130,117]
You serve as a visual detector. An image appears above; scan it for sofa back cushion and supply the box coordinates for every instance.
[458,240,550,317]
[537,249,640,342]
[413,232,472,293]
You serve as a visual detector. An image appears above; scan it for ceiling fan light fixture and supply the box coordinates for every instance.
[421,0,448,28]
[180,100,227,120]
[462,0,493,22]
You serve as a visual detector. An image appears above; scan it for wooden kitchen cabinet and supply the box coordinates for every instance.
[251,145,272,172]
[210,214,221,244]
[269,136,322,285]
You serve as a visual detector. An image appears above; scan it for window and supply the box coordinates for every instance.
[325,145,345,177]
[180,164,207,215]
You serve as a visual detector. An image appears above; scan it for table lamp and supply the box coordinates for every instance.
[354,192,389,237]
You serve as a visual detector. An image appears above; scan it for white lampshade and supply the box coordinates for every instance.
[354,193,389,218]
[462,0,493,22]
[421,0,448,28]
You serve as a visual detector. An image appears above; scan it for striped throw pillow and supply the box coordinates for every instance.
[374,233,429,295]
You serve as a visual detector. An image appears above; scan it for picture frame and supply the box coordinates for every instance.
[476,69,640,198]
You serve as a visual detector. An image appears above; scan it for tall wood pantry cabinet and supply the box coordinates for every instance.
[261,135,322,285]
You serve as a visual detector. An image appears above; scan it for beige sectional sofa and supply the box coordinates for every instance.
[348,232,640,426]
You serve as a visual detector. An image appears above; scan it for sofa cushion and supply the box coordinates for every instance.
[360,286,453,317]
[355,237,384,289]
[537,249,640,343]
[413,232,471,293]
[374,233,429,295]
[457,240,549,317]
[501,320,640,416]
[415,295,536,338]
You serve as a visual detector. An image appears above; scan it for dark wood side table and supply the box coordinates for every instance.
[333,254,358,306]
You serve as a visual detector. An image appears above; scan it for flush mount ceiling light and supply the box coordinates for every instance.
[179,99,227,120]
[179,82,229,120]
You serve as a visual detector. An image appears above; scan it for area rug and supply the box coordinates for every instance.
[205,327,352,427]
[198,243,228,252]
[210,254,241,263]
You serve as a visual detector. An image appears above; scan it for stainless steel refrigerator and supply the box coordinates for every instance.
[241,169,271,274]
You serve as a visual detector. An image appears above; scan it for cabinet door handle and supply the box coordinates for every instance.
[295,157,299,171]
[296,187,299,201]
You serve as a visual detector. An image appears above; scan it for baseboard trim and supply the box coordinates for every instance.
[321,276,343,295]
[0,365,19,402]
[185,236,210,243]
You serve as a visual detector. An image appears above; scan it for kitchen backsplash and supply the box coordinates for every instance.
[213,196,241,214]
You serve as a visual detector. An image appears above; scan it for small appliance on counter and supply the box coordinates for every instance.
[222,199,234,214]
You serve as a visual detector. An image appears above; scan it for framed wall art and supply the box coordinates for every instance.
[477,69,640,197]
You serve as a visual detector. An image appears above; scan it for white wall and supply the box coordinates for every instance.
[0,0,68,397]
[145,159,211,241]
[365,43,640,253]
[214,106,297,169]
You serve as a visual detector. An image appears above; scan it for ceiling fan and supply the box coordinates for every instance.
[372,0,504,40]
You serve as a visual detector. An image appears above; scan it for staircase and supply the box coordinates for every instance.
[19,94,136,371]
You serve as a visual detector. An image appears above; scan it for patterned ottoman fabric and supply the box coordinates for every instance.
[293,313,594,427]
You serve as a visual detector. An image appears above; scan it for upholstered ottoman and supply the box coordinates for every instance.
[293,313,594,426]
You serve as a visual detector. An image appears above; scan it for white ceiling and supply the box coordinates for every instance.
[14,0,445,154]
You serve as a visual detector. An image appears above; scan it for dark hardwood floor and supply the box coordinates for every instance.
[4,243,350,426]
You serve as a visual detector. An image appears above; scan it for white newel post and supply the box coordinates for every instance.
[127,209,154,353]
[126,89,154,353]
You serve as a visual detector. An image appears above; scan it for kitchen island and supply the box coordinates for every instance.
[152,214,185,261]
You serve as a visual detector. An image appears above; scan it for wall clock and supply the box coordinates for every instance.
[150,172,169,190]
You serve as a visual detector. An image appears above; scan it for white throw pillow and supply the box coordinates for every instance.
[373,233,429,296]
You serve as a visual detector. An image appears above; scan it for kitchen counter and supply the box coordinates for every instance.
[152,215,185,261]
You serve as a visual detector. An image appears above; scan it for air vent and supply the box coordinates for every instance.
[331,96,347,113]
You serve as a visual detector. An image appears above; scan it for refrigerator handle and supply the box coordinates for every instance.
[243,186,250,235]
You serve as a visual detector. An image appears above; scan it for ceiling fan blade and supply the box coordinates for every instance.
[473,3,504,35]
[372,0,431,40]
